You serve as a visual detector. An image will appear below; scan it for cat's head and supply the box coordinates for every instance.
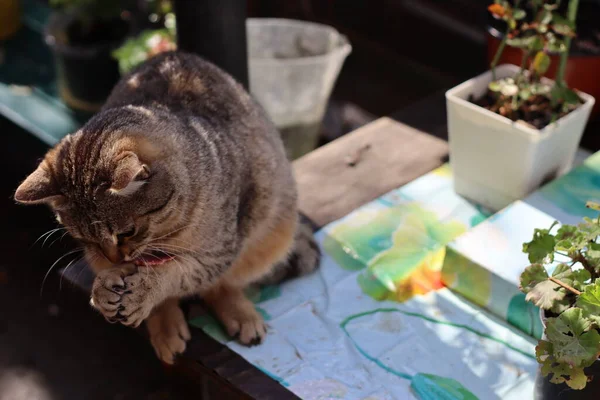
[14,124,186,271]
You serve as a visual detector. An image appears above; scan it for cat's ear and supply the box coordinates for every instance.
[15,164,63,205]
[109,151,150,196]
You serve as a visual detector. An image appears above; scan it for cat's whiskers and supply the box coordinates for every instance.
[149,242,201,257]
[32,227,66,248]
[41,247,83,297]
[148,247,203,281]
[148,222,203,243]
[170,257,189,286]
[48,230,71,248]
[76,254,97,283]
[138,252,167,293]
[159,237,201,250]
[139,249,166,280]
[145,246,188,280]
[59,256,83,291]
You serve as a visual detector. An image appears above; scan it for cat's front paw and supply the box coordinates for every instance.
[91,267,155,328]
[146,300,191,364]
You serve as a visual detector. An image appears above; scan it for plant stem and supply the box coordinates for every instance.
[555,0,579,88]
[575,252,598,279]
[549,277,582,295]
[520,50,530,72]
[491,27,510,81]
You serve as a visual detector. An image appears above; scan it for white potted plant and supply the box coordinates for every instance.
[446,0,595,211]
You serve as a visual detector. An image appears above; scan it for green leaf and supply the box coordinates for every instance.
[548,265,588,313]
[571,270,592,291]
[551,86,582,106]
[537,340,589,390]
[531,83,551,95]
[552,14,576,36]
[519,88,531,100]
[550,265,590,306]
[563,88,581,104]
[587,201,600,211]
[577,280,600,326]
[530,36,545,52]
[556,225,579,240]
[501,13,517,28]
[545,308,600,368]
[553,24,574,36]
[507,36,538,49]
[410,373,479,400]
[520,264,567,310]
[547,37,567,53]
[521,264,550,292]
[555,225,588,253]
[540,10,553,25]
[578,217,600,242]
[552,264,590,287]
[500,83,518,97]
[512,8,526,20]
[533,51,551,75]
[555,240,573,251]
[488,81,502,92]
[588,249,600,259]
[544,3,559,11]
[551,85,564,105]
[523,227,556,263]
[112,29,176,74]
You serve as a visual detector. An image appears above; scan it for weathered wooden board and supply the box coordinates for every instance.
[294,117,449,226]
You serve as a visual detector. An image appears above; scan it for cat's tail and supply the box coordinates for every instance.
[257,215,321,285]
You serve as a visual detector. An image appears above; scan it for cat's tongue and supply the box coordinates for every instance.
[133,252,175,267]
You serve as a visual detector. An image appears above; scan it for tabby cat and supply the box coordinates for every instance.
[15,51,320,364]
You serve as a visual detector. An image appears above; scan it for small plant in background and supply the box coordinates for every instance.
[520,201,600,390]
[477,0,582,129]
[112,0,176,74]
[113,28,176,74]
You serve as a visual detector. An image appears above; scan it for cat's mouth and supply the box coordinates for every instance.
[132,250,176,267]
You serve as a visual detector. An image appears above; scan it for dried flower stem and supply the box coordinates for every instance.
[549,277,582,295]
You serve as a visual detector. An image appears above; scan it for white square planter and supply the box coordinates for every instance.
[446,64,595,211]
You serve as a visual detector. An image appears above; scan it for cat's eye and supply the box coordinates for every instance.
[117,227,137,243]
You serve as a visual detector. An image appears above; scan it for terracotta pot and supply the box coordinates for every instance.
[0,0,21,41]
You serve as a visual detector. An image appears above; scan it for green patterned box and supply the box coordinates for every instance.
[526,151,600,225]
[441,201,557,338]
[442,151,600,338]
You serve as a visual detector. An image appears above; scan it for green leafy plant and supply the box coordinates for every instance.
[520,201,600,389]
[112,0,176,74]
[483,0,582,129]
[112,29,176,74]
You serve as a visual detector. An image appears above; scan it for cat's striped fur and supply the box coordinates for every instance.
[15,51,320,363]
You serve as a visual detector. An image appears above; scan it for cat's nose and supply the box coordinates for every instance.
[101,244,124,264]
